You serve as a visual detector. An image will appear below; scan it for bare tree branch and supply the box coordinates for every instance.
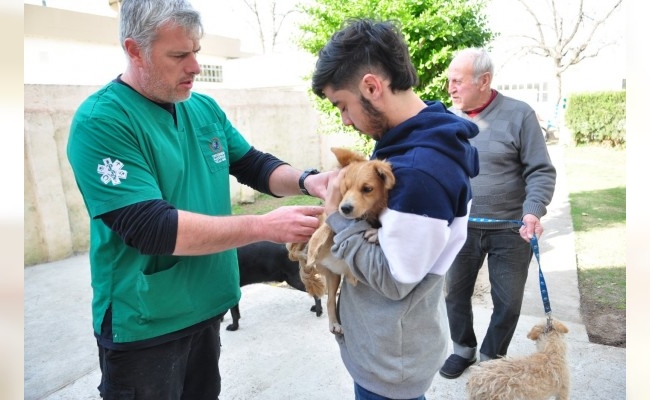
[513,0,623,106]
[242,0,267,53]
[239,0,300,53]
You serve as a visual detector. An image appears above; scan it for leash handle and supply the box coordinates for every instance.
[468,217,553,316]
[530,234,552,315]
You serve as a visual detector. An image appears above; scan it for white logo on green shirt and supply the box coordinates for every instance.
[97,158,128,185]
[209,138,226,164]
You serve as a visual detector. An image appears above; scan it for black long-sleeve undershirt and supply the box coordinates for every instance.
[100,199,178,255]
[229,146,287,196]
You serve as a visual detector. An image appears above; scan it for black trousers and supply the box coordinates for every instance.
[97,319,221,399]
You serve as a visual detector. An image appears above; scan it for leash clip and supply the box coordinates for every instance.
[545,312,553,332]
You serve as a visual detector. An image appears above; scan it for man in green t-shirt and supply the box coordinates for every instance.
[66,0,328,398]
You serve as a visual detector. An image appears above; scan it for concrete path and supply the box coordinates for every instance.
[24,143,627,399]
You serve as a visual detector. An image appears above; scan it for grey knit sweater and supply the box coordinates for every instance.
[450,92,556,229]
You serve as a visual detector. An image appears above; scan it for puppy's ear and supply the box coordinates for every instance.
[374,161,395,190]
[527,324,543,340]
[553,320,569,334]
[331,147,366,167]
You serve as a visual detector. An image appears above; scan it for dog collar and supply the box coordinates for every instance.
[299,168,319,196]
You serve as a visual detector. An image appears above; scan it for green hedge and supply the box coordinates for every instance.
[564,91,626,147]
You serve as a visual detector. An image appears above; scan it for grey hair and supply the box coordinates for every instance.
[119,0,204,60]
[454,47,494,84]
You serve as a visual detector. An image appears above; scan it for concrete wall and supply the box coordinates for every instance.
[24,84,356,266]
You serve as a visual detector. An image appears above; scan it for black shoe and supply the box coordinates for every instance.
[439,354,476,379]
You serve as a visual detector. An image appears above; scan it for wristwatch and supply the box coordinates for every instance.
[299,168,319,196]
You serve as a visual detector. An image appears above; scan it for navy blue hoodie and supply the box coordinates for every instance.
[326,100,479,398]
[373,100,479,224]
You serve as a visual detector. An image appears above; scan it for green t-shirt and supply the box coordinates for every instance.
[67,82,250,343]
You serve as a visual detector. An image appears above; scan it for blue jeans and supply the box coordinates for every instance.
[444,227,532,359]
[354,383,425,400]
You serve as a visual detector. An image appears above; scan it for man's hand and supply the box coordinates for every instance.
[519,213,543,243]
[261,205,324,243]
[323,167,345,216]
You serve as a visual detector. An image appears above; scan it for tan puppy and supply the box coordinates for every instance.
[466,318,570,400]
[287,147,395,334]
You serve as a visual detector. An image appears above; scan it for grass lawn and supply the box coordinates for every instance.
[564,144,626,311]
[231,194,322,215]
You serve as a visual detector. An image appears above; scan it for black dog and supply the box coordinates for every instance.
[226,241,323,331]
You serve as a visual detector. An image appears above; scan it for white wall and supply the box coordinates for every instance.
[221,51,316,89]
[24,38,126,85]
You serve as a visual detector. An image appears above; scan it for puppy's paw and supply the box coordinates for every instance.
[364,228,379,243]
[330,322,344,335]
[345,272,359,286]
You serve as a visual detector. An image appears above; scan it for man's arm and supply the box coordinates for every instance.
[173,206,322,255]
[230,146,333,199]
[519,109,557,241]
[101,200,324,255]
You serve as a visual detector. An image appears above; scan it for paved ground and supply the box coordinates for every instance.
[24,144,627,399]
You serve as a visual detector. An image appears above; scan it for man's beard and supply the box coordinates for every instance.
[359,95,389,138]
[141,68,191,104]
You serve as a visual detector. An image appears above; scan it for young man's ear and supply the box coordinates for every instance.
[360,73,384,99]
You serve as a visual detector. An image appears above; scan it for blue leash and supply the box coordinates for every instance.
[469,217,552,318]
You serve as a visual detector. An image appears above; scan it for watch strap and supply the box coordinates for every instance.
[299,168,319,196]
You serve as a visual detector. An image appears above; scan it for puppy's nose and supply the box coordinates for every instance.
[340,203,353,216]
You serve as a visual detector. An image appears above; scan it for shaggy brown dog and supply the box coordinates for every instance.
[287,147,394,334]
[466,318,570,400]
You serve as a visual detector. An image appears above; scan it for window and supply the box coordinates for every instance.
[496,80,550,104]
[197,64,223,83]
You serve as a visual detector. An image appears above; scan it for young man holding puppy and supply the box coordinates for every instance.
[312,19,480,399]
